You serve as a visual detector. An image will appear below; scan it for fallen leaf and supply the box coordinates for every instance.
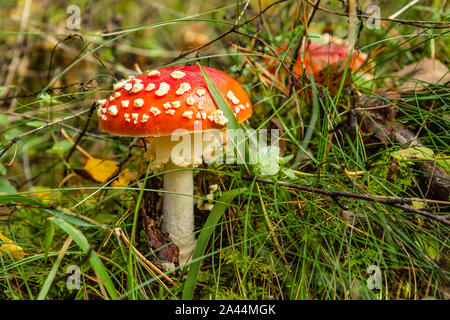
[143,216,179,266]
[0,232,24,259]
[111,169,135,188]
[84,157,119,183]
[354,91,450,200]
[391,146,435,164]
[30,186,55,204]
[394,58,450,91]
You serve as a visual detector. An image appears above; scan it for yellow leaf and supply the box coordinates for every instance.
[31,186,55,205]
[0,232,24,259]
[84,157,119,183]
[412,200,426,210]
[112,169,134,188]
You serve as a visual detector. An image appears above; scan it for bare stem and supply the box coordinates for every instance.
[242,176,450,226]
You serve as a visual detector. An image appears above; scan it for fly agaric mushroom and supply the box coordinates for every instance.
[293,38,366,76]
[263,36,366,77]
[97,65,252,267]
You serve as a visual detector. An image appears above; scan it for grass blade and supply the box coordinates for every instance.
[48,217,119,300]
[37,236,72,300]
[182,187,246,300]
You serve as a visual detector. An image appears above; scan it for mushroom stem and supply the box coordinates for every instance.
[163,161,196,266]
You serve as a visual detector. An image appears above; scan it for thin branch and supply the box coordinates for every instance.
[0,109,90,160]
[66,102,97,160]
[289,0,321,96]
[161,0,288,67]
[242,176,450,225]
[389,0,421,19]
[8,111,118,144]
[304,0,450,29]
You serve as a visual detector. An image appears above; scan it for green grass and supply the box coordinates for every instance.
[0,0,449,300]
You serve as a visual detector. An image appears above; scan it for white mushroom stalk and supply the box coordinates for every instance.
[162,161,196,266]
[149,133,203,267]
[150,131,224,268]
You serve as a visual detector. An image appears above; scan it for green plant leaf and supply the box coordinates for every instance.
[25,120,47,128]
[43,208,95,227]
[37,237,69,300]
[198,64,252,174]
[391,146,435,162]
[0,194,44,206]
[0,180,17,195]
[198,64,239,130]
[47,217,119,300]
[47,140,72,154]
[43,220,55,263]
[182,187,246,300]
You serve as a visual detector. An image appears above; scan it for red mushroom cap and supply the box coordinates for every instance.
[97,65,252,137]
[294,42,365,76]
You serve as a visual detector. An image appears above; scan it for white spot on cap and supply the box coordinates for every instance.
[196,113,201,119]
[145,83,155,91]
[131,113,139,124]
[172,101,181,108]
[101,115,107,120]
[141,114,149,123]
[227,90,240,105]
[170,71,186,79]
[163,102,172,109]
[115,92,121,98]
[176,82,191,95]
[155,82,170,96]
[132,83,144,93]
[196,88,206,96]
[101,108,107,114]
[134,99,144,108]
[213,110,229,125]
[98,99,107,106]
[121,100,129,108]
[165,109,175,115]
[113,81,126,90]
[109,96,115,101]
[185,95,196,106]
[124,83,133,91]
[133,78,142,83]
[183,111,193,119]
[148,70,160,77]
[124,113,131,122]
[201,112,207,120]
[234,106,240,114]
[108,105,118,116]
[150,106,161,116]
